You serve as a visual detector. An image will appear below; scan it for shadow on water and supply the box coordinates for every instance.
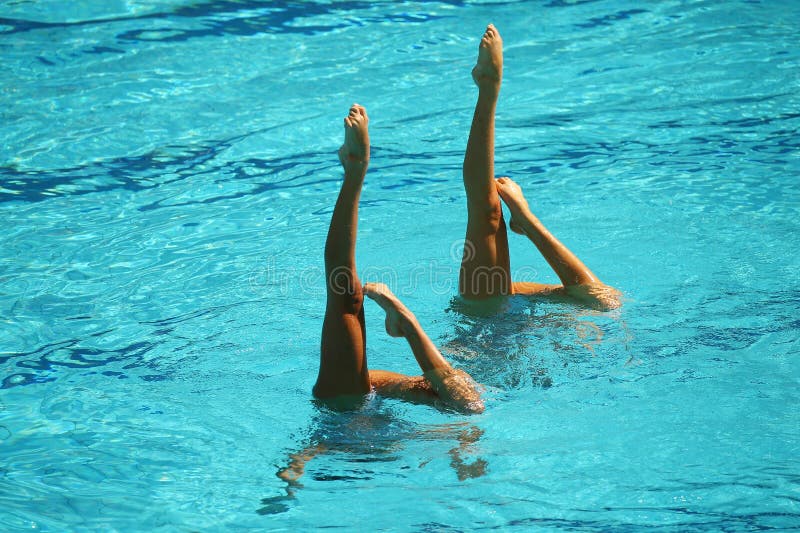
[258,399,487,515]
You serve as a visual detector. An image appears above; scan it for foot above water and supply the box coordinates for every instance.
[472,24,503,88]
[338,103,370,174]
[363,282,414,337]
[495,176,528,234]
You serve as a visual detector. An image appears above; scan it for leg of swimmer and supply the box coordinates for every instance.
[363,283,484,414]
[524,212,599,286]
[277,442,328,484]
[363,283,450,373]
[496,177,599,286]
[459,24,511,298]
[314,105,371,398]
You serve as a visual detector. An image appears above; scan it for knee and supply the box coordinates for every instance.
[342,287,364,314]
[327,268,364,313]
[469,201,504,234]
[328,289,364,315]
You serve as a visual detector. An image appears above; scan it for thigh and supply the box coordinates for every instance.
[313,304,370,398]
[459,215,511,298]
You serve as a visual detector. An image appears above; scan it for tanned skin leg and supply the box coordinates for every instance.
[459,24,512,299]
[363,283,485,414]
[495,176,621,310]
[312,105,487,404]
[313,104,372,398]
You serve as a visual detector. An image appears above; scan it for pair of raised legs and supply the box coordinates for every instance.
[313,104,483,414]
[313,25,619,411]
[459,24,620,309]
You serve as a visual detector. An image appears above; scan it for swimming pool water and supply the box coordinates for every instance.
[2,0,799,530]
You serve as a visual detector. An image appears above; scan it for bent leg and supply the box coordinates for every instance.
[459,24,511,299]
[495,177,599,286]
[364,283,485,414]
[313,104,372,398]
[496,176,621,309]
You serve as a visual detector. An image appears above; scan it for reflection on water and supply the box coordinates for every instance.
[258,402,487,515]
[258,291,631,515]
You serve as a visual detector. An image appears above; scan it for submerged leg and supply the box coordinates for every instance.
[313,104,372,398]
[459,24,512,299]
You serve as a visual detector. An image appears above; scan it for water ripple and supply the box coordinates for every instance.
[0,0,457,41]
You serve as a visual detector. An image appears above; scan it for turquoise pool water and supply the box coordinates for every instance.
[2,0,799,530]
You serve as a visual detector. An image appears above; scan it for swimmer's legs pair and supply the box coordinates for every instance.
[313,104,371,398]
[313,104,483,411]
[459,25,619,308]
[459,24,512,299]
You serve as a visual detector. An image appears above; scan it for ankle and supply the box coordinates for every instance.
[397,309,419,335]
[519,212,541,234]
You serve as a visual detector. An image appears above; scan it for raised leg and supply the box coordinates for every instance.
[313,104,372,398]
[459,24,512,299]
